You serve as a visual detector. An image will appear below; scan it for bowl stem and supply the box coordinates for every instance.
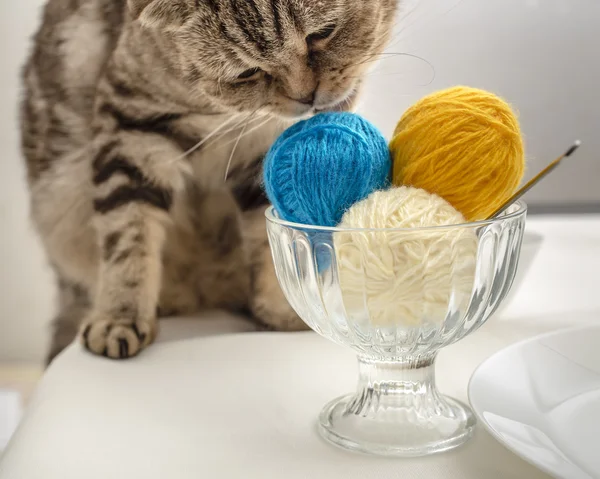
[318,354,476,456]
[348,355,440,415]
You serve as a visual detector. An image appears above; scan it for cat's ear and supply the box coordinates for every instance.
[128,0,193,29]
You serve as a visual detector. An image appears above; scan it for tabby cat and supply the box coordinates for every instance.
[21,0,398,363]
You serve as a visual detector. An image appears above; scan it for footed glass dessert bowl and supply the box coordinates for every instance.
[265,202,527,457]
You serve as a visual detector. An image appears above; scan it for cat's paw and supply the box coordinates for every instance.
[79,313,157,359]
[250,244,309,332]
[252,299,308,331]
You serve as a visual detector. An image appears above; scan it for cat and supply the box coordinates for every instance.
[21,0,398,363]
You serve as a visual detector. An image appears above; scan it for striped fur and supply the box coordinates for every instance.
[21,0,398,362]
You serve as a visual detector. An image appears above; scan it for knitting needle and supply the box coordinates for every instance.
[488,140,582,219]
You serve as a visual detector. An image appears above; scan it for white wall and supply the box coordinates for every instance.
[0,0,54,364]
[359,0,600,206]
[1,0,599,363]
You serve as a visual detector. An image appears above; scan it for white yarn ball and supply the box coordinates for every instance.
[334,186,478,328]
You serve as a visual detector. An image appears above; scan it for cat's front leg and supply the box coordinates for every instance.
[81,125,188,359]
[242,207,308,332]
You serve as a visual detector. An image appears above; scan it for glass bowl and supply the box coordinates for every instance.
[265,201,527,457]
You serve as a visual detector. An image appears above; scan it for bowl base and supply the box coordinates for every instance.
[318,394,476,457]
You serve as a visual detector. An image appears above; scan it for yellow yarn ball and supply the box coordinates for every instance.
[335,186,478,328]
[390,86,525,221]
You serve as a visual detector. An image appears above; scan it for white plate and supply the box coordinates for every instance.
[469,325,600,479]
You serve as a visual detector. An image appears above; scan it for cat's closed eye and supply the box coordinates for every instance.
[237,67,263,81]
[306,24,337,46]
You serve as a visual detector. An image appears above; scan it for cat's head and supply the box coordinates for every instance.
[129,0,398,118]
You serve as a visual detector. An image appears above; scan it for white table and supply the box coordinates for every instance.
[1,215,600,479]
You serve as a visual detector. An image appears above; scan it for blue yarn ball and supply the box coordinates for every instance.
[263,112,391,227]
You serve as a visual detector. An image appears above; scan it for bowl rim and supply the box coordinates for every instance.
[265,200,527,232]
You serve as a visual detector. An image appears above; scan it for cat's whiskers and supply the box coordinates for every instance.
[371,28,398,52]
[202,109,268,151]
[348,50,387,68]
[346,52,436,85]
[201,116,254,147]
[347,3,428,71]
[346,51,417,70]
[217,114,274,153]
[342,95,355,112]
[170,112,245,164]
[223,111,257,182]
